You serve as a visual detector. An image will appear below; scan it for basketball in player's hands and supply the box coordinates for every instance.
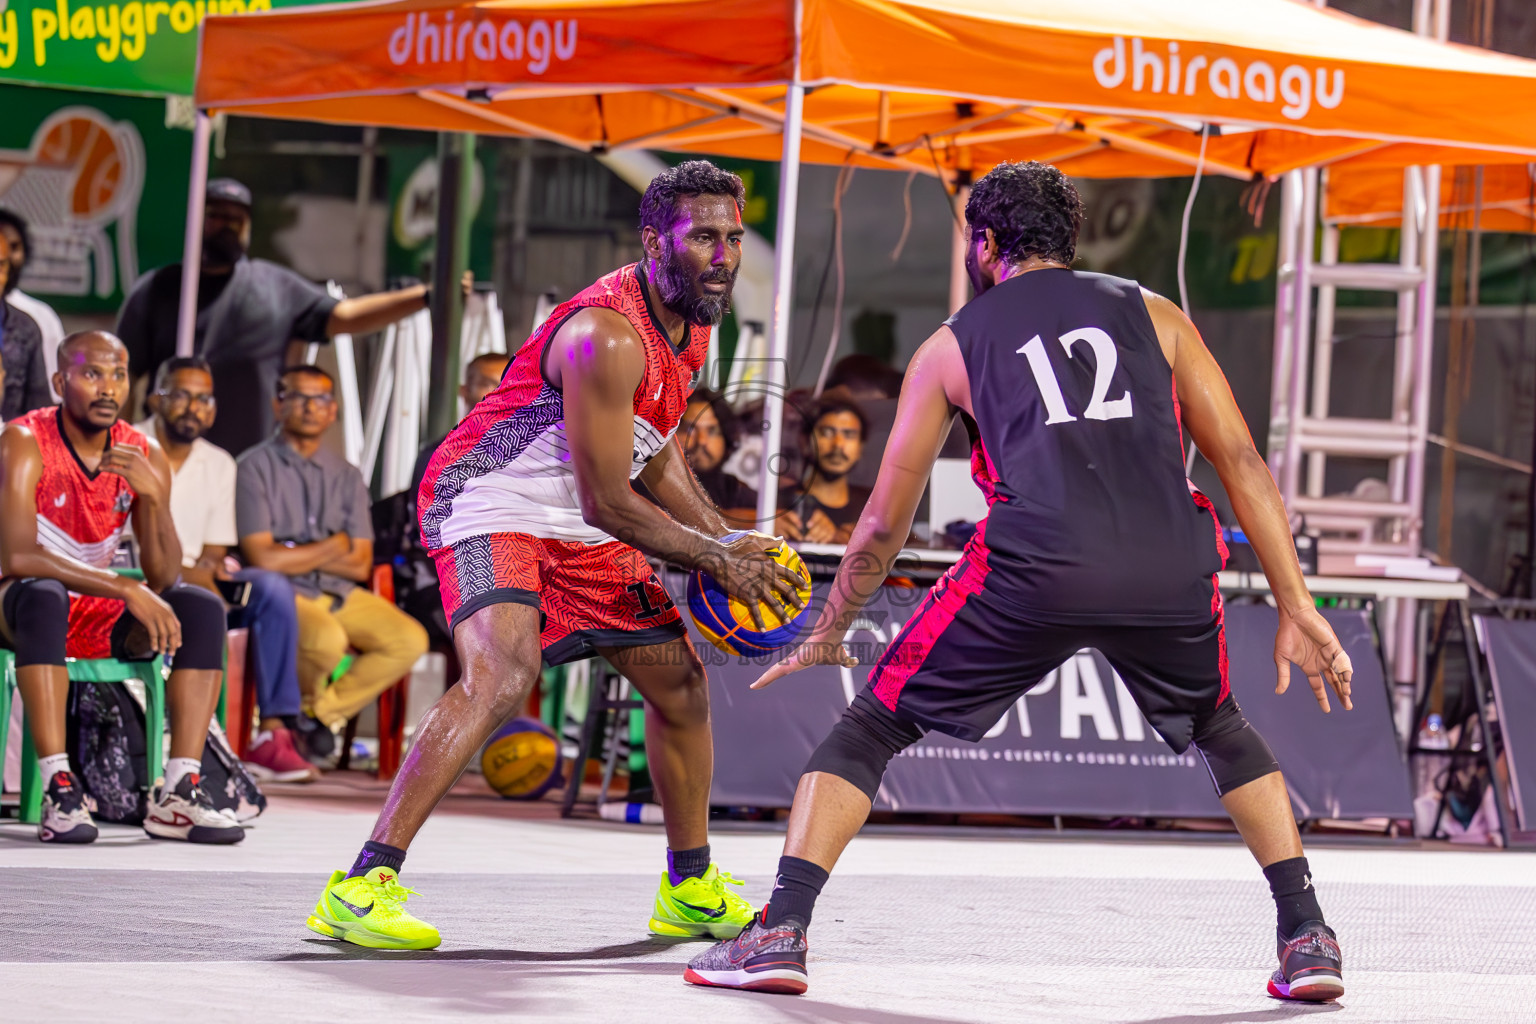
[690,532,813,654]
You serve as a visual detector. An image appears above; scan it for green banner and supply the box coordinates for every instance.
[0,83,191,313]
[0,0,360,96]
[384,141,496,286]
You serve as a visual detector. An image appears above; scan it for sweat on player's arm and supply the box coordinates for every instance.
[1145,292,1353,714]
[753,327,961,689]
[637,434,733,540]
[554,307,804,630]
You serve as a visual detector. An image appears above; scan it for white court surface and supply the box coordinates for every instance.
[3,798,1534,1023]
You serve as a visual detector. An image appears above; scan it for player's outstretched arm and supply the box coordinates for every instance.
[753,326,960,689]
[555,309,802,625]
[1144,291,1352,714]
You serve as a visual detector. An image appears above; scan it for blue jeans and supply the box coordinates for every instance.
[230,568,302,720]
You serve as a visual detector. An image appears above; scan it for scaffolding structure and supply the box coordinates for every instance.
[1267,0,1449,698]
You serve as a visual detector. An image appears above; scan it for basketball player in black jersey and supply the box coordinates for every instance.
[684,162,1352,1002]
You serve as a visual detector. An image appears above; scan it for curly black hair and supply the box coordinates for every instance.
[639,160,746,235]
[803,396,869,442]
[964,161,1084,267]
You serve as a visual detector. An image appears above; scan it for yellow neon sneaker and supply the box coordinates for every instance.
[649,864,756,940]
[305,867,442,950]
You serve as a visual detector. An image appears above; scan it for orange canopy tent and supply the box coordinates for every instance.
[185,0,1536,518]
[194,0,1536,180]
[1327,164,1536,233]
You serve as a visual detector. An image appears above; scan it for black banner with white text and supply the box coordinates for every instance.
[675,572,1412,821]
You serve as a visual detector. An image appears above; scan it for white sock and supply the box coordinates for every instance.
[38,752,72,780]
[162,757,203,795]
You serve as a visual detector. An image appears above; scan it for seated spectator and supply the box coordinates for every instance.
[0,230,52,421]
[777,395,872,544]
[139,356,321,781]
[0,209,66,402]
[116,178,449,456]
[824,352,905,401]
[0,331,240,845]
[678,388,758,526]
[237,366,427,735]
[410,351,511,502]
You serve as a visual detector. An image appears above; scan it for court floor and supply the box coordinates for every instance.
[2,786,1533,1024]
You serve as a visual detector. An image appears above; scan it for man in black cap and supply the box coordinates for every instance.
[116,178,444,456]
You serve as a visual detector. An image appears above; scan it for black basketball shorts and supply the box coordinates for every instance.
[864,556,1230,754]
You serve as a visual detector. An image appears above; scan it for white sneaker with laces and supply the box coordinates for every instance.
[143,773,244,844]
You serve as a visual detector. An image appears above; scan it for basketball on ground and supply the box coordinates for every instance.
[481,718,562,799]
[687,531,814,656]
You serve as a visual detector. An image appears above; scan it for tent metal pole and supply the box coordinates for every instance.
[755,83,805,529]
[1281,167,1319,507]
[949,184,971,315]
[1267,170,1301,476]
[175,112,212,358]
[427,132,475,440]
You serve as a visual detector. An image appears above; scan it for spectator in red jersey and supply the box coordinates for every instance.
[0,331,241,845]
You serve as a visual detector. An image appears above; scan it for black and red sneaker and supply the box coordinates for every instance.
[684,908,808,995]
[39,770,98,844]
[1268,920,1344,1002]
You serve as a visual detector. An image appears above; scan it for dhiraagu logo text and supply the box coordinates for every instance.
[1093,36,1344,122]
[387,13,576,75]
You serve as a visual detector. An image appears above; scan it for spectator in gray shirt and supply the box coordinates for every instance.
[117,178,438,455]
[236,364,426,732]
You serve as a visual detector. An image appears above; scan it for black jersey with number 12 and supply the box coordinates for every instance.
[947,268,1226,627]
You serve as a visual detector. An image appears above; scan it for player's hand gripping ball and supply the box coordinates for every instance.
[688,531,814,656]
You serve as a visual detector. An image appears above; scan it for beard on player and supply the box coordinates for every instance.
[655,238,736,327]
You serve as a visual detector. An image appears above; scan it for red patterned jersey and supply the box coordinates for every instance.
[420,262,708,549]
[11,406,148,658]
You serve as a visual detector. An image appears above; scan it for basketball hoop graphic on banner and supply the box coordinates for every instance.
[0,107,145,299]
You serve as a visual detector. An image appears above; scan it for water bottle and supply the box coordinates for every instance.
[598,802,665,825]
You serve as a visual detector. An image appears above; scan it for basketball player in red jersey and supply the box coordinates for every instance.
[0,331,240,844]
[687,163,1352,1002]
[304,161,803,951]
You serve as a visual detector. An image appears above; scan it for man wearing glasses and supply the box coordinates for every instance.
[139,357,320,780]
[236,365,427,739]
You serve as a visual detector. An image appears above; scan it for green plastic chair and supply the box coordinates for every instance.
[0,650,166,825]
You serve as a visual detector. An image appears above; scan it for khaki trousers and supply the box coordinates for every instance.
[295,588,429,727]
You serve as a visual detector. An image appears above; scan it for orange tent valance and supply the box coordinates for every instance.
[1327,164,1536,233]
[196,0,1536,180]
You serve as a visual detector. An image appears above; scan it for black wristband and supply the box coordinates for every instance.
[421,286,432,309]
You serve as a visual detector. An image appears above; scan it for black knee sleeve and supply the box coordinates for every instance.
[803,692,923,801]
[113,583,227,671]
[1192,697,1280,796]
[2,577,70,667]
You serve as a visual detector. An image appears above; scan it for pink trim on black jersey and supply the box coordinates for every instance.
[870,518,994,711]
[1189,486,1231,705]
[970,436,1006,506]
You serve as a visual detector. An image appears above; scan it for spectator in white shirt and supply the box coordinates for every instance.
[140,356,320,782]
[0,209,67,402]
